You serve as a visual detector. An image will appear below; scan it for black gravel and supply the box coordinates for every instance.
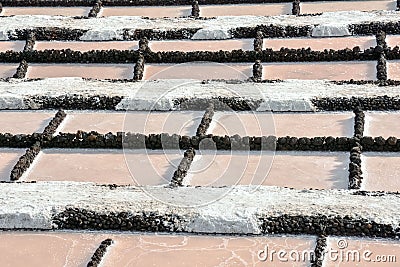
[353,107,365,139]
[42,109,67,136]
[12,60,29,79]
[191,0,200,17]
[88,0,102,18]
[253,30,263,52]
[292,0,300,16]
[348,144,363,189]
[87,238,113,267]
[53,207,186,232]
[23,32,36,52]
[196,103,215,136]
[311,235,327,267]
[10,141,41,181]
[312,96,400,111]
[25,95,123,110]
[133,53,145,81]
[170,148,196,186]
[252,59,262,81]
[260,215,400,238]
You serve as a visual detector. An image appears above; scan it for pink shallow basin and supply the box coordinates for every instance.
[362,152,400,192]
[387,61,400,80]
[0,149,25,181]
[1,7,90,16]
[60,111,203,136]
[0,41,25,52]
[387,35,400,48]
[263,36,376,51]
[199,3,292,17]
[0,63,19,78]
[144,63,252,80]
[149,39,253,52]
[301,0,396,14]
[26,64,134,79]
[0,232,106,267]
[324,237,400,267]
[187,151,349,189]
[365,112,400,138]
[208,112,354,137]
[0,111,55,134]
[262,61,376,80]
[34,41,139,52]
[102,234,316,267]
[26,149,182,185]
[100,6,191,17]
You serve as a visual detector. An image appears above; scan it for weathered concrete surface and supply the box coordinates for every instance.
[0,78,399,111]
[0,182,399,233]
[0,10,397,40]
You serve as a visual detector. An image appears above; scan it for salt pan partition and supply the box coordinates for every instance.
[99,6,191,18]
[0,41,25,52]
[0,7,90,16]
[26,149,182,185]
[0,64,19,78]
[364,112,400,138]
[386,35,400,48]
[262,62,376,80]
[0,232,107,267]
[301,0,396,14]
[102,234,316,267]
[208,112,354,137]
[263,36,376,51]
[149,39,253,52]
[387,61,400,80]
[59,111,203,136]
[324,236,400,267]
[34,41,139,52]
[0,149,25,181]
[144,63,252,80]
[199,3,292,17]
[186,151,349,189]
[26,64,135,79]
[362,152,400,192]
[0,111,55,134]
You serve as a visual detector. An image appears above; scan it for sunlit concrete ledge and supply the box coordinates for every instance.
[0,10,398,40]
[0,182,399,233]
[0,78,400,111]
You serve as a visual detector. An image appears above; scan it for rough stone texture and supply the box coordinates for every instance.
[170,148,196,186]
[0,183,398,236]
[0,11,399,41]
[1,78,400,111]
[9,141,41,181]
[12,60,28,79]
[86,238,113,267]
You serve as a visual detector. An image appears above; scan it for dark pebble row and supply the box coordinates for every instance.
[53,207,185,232]
[348,144,363,189]
[292,0,300,16]
[12,50,140,64]
[191,0,200,17]
[260,215,399,238]
[350,22,400,35]
[138,37,150,52]
[133,53,145,81]
[333,80,400,86]
[12,28,88,41]
[42,109,67,136]
[231,25,312,39]
[196,103,215,136]
[253,30,263,52]
[86,238,113,267]
[43,131,357,151]
[170,148,196,186]
[398,0,400,9]
[252,60,263,81]
[23,32,36,52]
[12,60,28,79]
[312,96,400,111]
[375,30,387,49]
[0,133,40,148]
[376,53,387,81]
[142,47,378,63]
[123,28,200,40]
[25,95,123,109]
[360,136,400,152]
[10,141,41,181]
[311,236,326,267]
[175,97,263,111]
[88,0,102,18]
[353,107,365,139]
